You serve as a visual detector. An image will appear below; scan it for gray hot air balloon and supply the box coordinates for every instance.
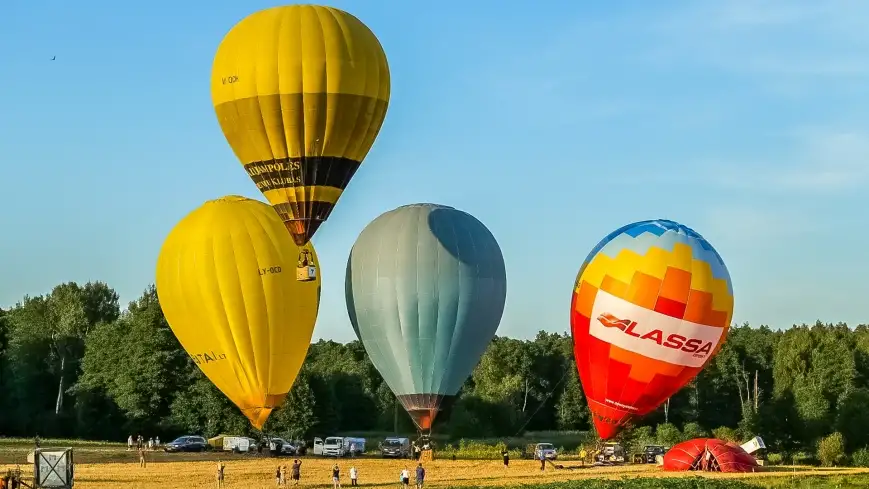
[345,203,507,432]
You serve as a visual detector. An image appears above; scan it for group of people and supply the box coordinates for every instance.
[127,434,160,451]
[326,463,426,489]
[274,459,302,486]
[128,435,159,468]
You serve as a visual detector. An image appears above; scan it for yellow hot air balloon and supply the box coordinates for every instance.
[211,4,391,246]
[155,195,320,429]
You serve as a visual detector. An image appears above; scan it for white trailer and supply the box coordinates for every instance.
[222,436,252,452]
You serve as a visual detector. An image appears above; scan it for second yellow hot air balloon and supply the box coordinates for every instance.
[211,4,391,246]
[155,195,320,429]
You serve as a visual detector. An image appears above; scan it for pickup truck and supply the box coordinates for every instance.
[596,442,625,464]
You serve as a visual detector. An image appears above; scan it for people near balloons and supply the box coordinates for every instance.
[331,464,341,489]
[415,464,426,489]
[400,467,410,489]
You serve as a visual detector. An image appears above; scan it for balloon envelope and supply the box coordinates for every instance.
[211,5,391,246]
[663,438,758,472]
[345,204,507,430]
[156,195,320,429]
[570,219,733,439]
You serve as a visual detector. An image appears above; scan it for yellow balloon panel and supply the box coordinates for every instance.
[211,5,391,245]
[155,195,320,429]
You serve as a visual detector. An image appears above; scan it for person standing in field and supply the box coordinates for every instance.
[155,436,160,448]
[415,463,425,489]
[349,442,356,458]
[138,447,146,468]
[148,438,154,450]
[539,449,546,471]
[400,467,410,489]
[291,460,301,485]
[216,461,226,488]
[275,466,282,486]
[579,448,587,467]
[349,465,358,486]
[127,435,133,451]
[331,464,341,489]
[501,448,509,467]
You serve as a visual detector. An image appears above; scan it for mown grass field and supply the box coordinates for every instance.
[2,439,869,488]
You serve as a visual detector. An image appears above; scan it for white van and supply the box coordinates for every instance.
[315,437,366,457]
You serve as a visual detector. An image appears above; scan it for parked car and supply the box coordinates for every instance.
[268,438,298,455]
[640,445,665,464]
[380,437,411,458]
[164,436,208,453]
[534,443,558,460]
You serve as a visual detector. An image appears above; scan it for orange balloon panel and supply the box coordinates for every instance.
[570,220,733,440]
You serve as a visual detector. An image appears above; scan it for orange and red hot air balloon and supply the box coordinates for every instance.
[570,219,734,440]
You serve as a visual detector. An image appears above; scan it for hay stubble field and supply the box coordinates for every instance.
[3,445,869,488]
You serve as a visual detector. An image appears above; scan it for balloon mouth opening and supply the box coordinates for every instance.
[283,218,324,246]
[588,401,634,440]
[396,394,453,432]
[243,407,274,430]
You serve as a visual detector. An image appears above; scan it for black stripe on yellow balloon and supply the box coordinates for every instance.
[243,156,361,192]
[211,5,391,246]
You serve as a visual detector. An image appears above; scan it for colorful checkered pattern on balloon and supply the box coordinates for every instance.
[570,219,733,440]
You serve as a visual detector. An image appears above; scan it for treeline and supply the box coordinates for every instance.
[1,282,869,459]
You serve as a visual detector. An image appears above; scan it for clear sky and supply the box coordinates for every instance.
[2,0,867,342]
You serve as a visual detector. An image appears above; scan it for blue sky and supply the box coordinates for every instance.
[2,0,867,342]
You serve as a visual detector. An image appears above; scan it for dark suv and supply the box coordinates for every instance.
[642,445,665,463]
[164,436,208,452]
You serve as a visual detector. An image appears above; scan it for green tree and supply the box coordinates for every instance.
[682,422,707,440]
[76,286,188,433]
[265,370,317,440]
[0,307,9,433]
[169,374,251,438]
[817,432,846,467]
[555,364,587,430]
[835,388,869,452]
[711,426,739,443]
[656,423,683,446]
[4,283,119,435]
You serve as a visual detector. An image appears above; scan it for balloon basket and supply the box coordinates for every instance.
[419,449,433,462]
[296,266,317,281]
[296,249,317,281]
